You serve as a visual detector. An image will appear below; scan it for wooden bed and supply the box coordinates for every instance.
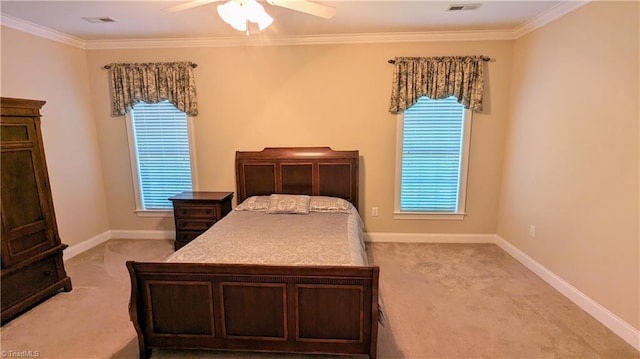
[126,147,380,359]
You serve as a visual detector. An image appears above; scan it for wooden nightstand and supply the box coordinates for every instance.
[169,191,233,250]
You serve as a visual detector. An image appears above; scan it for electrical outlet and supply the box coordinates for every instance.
[372,207,379,217]
[529,225,536,237]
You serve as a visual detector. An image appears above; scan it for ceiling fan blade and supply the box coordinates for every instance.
[268,0,336,19]
[164,0,223,13]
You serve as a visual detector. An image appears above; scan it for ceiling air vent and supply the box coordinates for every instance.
[82,17,119,23]
[448,3,482,11]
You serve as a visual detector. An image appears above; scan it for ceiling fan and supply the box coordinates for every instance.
[165,0,336,33]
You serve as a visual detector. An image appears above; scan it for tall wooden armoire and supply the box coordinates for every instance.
[1,97,72,324]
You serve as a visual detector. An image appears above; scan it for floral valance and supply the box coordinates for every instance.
[389,56,486,114]
[106,62,198,116]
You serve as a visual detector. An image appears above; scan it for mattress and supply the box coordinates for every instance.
[167,206,369,267]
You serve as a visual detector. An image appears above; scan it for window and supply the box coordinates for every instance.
[126,100,196,214]
[394,96,471,220]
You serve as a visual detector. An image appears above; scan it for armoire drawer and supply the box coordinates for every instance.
[1,256,61,309]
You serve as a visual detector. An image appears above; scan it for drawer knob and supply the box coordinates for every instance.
[44,270,52,276]
[206,209,211,214]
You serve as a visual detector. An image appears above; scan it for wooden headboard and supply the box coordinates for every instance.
[236,147,359,209]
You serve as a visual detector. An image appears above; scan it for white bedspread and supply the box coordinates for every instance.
[167,207,369,267]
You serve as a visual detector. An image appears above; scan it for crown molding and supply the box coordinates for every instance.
[2,1,590,50]
[513,0,590,39]
[83,30,516,50]
[1,13,85,49]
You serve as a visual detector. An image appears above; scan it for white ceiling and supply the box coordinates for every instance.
[0,0,575,42]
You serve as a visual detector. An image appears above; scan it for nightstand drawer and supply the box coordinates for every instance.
[175,231,203,250]
[176,231,202,242]
[174,205,217,218]
[176,219,217,231]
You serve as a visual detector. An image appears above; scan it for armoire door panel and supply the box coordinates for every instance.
[0,123,30,142]
[1,149,46,230]
[6,229,52,260]
[0,145,56,267]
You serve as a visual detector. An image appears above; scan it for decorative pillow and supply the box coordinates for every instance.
[266,194,310,214]
[234,196,270,211]
[309,196,353,213]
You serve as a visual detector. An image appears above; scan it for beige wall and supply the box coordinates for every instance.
[497,1,639,329]
[86,40,512,234]
[1,26,110,247]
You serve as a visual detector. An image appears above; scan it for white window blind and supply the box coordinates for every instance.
[130,101,193,210]
[400,96,466,212]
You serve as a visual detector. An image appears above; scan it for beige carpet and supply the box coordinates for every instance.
[1,239,638,359]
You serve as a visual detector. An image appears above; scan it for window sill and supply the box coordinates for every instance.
[393,211,466,220]
[134,209,173,218]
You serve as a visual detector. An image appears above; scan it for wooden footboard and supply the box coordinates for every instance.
[126,261,379,359]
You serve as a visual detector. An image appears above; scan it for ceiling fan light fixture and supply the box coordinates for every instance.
[217,0,273,32]
[217,1,247,31]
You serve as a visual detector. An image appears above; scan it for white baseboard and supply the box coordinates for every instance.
[493,235,640,351]
[365,232,496,243]
[61,229,639,350]
[63,230,111,261]
[63,230,173,261]
[109,229,174,240]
